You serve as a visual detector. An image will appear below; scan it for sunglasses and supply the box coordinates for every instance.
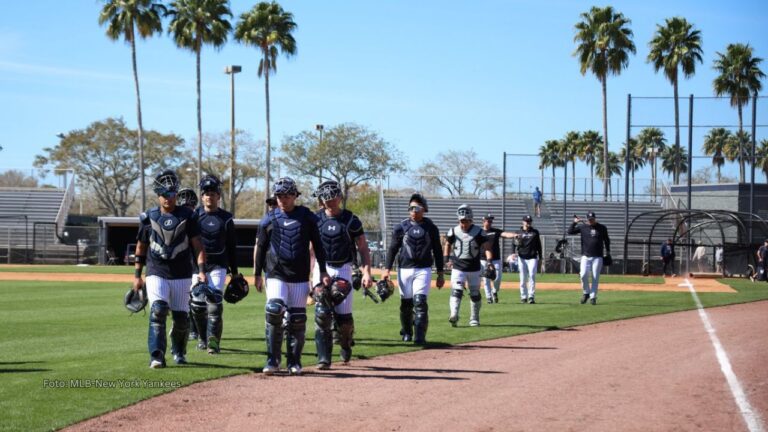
[408,205,424,212]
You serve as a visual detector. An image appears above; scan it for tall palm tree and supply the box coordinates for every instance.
[539,140,563,199]
[713,43,765,182]
[702,128,731,183]
[724,130,753,179]
[167,0,233,186]
[579,130,603,200]
[562,131,581,199]
[636,127,666,200]
[235,1,297,209]
[99,0,166,210]
[756,139,768,182]
[619,138,646,201]
[660,145,688,181]
[594,151,623,199]
[647,17,703,185]
[574,6,636,200]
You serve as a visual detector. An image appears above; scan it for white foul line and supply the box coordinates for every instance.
[680,278,764,432]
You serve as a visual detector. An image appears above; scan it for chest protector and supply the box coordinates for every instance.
[197,209,229,257]
[450,225,482,261]
[269,208,309,260]
[400,219,432,262]
[318,211,354,264]
[146,208,189,261]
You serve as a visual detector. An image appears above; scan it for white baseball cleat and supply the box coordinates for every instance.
[288,365,303,376]
[469,319,480,327]
[149,359,165,369]
[262,364,279,375]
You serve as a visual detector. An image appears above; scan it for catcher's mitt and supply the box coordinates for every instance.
[330,277,352,306]
[224,274,249,304]
[375,278,395,303]
[603,255,613,267]
[124,283,148,314]
[482,264,496,280]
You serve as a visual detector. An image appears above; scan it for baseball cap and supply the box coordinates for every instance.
[587,211,596,219]
[483,213,494,220]
[522,215,533,222]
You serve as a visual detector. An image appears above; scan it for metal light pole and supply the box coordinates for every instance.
[316,124,324,181]
[225,65,242,215]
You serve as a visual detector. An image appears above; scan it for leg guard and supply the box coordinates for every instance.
[449,289,463,325]
[188,313,198,340]
[399,298,414,341]
[264,299,287,367]
[314,303,333,366]
[336,313,354,362]
[170,311,189,357]
[148,300,169,362]
[285,307,307,369]
[413,294,429,345]
[206,298,223,353]
[469,293,481,326]
[190,300,208,348]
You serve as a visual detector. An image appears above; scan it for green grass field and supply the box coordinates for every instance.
[1,265,766,431]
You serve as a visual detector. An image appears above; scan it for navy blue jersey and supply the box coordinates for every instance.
[660,243,675,259]
[254,206,327,282]
[315,209,364,265]
[137,205,200,280]
[385,217,444,272]
[515,227,542,259]
[482,228,503,260]
[446,224,487,272]
[568,222,611,258]
[194,207,238,274]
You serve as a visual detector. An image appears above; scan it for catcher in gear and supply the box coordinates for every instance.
[383,193,445,345]
[134,169,207,368]
[309,180,373,369]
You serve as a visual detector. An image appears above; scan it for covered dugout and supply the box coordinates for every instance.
[623,209,768,277]
[97,216,260,268]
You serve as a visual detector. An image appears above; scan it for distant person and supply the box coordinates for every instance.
[660,239,675,277]
[753,239,768,282]
[532,187,543,217]
[568,211,610,305]
[506,253,519,273]
[715,245,724,274]
[692,241,707,273]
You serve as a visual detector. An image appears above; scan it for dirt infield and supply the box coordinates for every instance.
[0,270,735,293]
[64,300,767,432]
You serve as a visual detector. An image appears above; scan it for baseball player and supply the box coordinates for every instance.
[176,188,200,341]
[480,213,517,304]
[511,215,542,304]
[444,205,493,327]
[383,193,444,345]
[310,180,374,369]
[189,174,240,354]
[253,177,330,375]
[132,170,207,368]
[568,211,611,305]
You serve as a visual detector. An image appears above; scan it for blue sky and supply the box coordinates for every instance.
[1,0,767,186]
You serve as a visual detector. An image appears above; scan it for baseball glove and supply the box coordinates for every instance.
[482,263,496,280]
[351,267,363,291]
[124,283,148,314]
[603,255,613,266]
[375,278,395,303]
[330,277,352,306]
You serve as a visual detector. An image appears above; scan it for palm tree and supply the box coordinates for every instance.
[99,0,166,210]
[713,43,765,182]
[594,151,623,199]
[574,6,636,200]
[636,127,666,200]
[578,130,603,200]
[756,139,768,182]
[647,17,703,185]
[724,130,753,180]
[562,131,581,199]
[660,145,688,181]
[539,140,563,199]
[167,0,233,186]
[235,1,297,209]
[702,128,731,183]
[619,138,646,201]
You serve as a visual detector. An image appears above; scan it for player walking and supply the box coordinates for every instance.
[189,174,240,354]
[176,188,201,341]
[132,170,207,368]
[310,180,373,369]
[253,178,330,375]
[479,213,516,304]
[383,194,444,345]
[511,215,542,304]
[445,205,493,327]
[568,211,611,305]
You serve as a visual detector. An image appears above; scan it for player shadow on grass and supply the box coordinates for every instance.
[183,361,254,370]
[0,360,51,373]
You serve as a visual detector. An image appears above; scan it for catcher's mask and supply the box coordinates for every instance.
[190,280,222,304]
[124,283,148,314]
[199,174,222,194]
[153,169,180,198]
[312,180,343,202]
[177,188,198,208]
[376,278,395,302]
[330,277,352,306]
[456,204,473,221]
[351,267,363,290]
[272,177,300,197]
[224,275,249,304]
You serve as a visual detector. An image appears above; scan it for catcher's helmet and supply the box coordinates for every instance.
[177,188,198,208]
[351,267,363,290]
[199,174,222,194]
[312,180,342,201]
[482,264,497,280]
[409,193,428,212]
[457,204,473,221]
[376,278,394,302]
[223,274,249,304]
[153,169,180,197]
[272,177,301,196]
[330,277,352,306]
[124,283,148,313]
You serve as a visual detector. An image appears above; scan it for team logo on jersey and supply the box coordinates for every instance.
[412,228,421,235]
[163,219,173,227]
[283,220,297,226]
[207,220,216,227]
[590,229,597,236]
[327,225,337,231]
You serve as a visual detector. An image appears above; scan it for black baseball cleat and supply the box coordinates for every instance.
[402,333,413,342]
[580,294,589,304]
[487,299,493,304]
[521,297,528,304]
[590,298,597,305]
[528,297,536,304]
[492,293,499,303]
